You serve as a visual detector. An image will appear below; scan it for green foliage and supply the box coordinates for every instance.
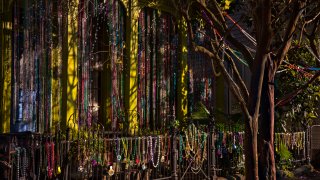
[275,46,320,132]
[278,143,292,161]
[276,143,293,170]
[191,102,210,120]
[282,170,295,179]
[218,0,235,11]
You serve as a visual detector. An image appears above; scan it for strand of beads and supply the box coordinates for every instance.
[191,132,207,174]
[161,135,168,163]
[116,138,121,162]
[152,136,161,168]
[179,135,184,162]
[46,142,53,179]
[121,138,129,169]
[16,147,20,180]
[37,137,42,180]
[148,136,153,165]
[21,147,27,179]
[132,138,137,166]
[129,138,133,167]
[51,142,55,178]
[142,137,147,170]
[136,137,141,165]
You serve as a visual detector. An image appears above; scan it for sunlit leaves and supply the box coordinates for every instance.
[275,47,319,131]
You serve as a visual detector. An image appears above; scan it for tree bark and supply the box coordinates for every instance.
[246,52,269,180]
[244,118,258,180]
[258,58,276,180]
[249,0,273,178]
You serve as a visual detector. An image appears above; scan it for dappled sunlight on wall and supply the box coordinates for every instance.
[67,0,78,131]
[1,21,12,133]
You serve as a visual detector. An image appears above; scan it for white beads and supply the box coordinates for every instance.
[16,148,20,180]
[149,136,161,168]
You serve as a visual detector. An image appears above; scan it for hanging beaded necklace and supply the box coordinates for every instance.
[160,135,167,163]
[37,137,42,180]
[142,137,147,170]
[129,138,134,167]
[131,138,137,166]
[115,138,121,162]
[45,141,54,179]
[121,137,128,168]
[15,147,20,180]
[179,134,185,162]
[136,137,141,165]
[21,147,27,180]
[182,124,208,173]
[150,136,161,168]
[191,132,207,174]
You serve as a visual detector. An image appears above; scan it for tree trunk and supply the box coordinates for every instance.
[244,59,276,180]
[246,55,269,180]
[258,58,276,180]
[245,0,273,178]
[244,119,259,180]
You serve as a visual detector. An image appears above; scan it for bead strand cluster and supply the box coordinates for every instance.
[14,147,27,180]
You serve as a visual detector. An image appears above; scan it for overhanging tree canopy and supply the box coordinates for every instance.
[172,0,320,179]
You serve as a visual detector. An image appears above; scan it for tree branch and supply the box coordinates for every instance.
[224,47,250,102]
[204,0,228,30]
[196,2,255,69]
[305,11,320,24]
[183,10,251,120]
[210,28,249,101]
[306,17,320,65]
[196,44,251,120]
[275,71,320,107]
[275,0,306,74]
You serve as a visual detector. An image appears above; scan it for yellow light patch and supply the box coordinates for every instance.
[1,20,12,133]
[67,0,79,131]
[128,14,139,135]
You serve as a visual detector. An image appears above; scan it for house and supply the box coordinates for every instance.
[0,0,252,134]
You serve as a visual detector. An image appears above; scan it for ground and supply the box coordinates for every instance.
[294,169,320,180]
[213,168,320,179]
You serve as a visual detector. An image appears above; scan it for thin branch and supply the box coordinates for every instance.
[224,47,250,102]
[196,44,251,120]
[183,10,251,120]
[304,2,320,25]
[298,22,306,46]
[299,5,320,45]
[202,0,228,30]
[271,1,293,25]
[196,2,254,69]
[306,18,320,65]
[275,71,320,107]
[275,0,306,74]
[305,11,320,24]
[209,55,222,77]
[209,42,249,103]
